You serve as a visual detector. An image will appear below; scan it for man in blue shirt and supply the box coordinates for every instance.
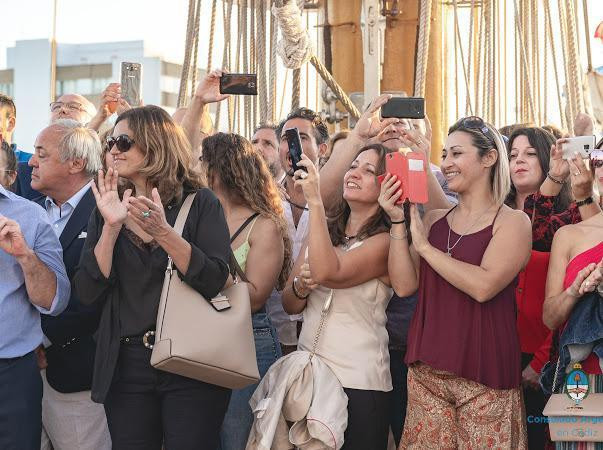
[0,183,70,450]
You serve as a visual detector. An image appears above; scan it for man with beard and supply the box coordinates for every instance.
[252,123,284,182]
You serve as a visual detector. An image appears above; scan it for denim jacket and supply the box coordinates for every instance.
[540,291,603,395]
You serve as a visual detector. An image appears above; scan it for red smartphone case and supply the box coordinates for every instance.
[382,152,429,204]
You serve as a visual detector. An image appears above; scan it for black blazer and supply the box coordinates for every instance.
[36,188,102,393]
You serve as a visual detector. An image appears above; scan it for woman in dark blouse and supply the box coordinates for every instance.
[74,106,232,450]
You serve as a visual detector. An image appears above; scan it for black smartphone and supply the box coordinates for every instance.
[219,73,258,95]
[596,136,603,149]
[121,62,142,107]
[285,128,306,173]
[381,97,425,119]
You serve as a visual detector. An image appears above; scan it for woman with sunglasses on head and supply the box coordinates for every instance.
[0,141,17,190]
[505,127,601,448]
[380,116,531,448]
[74,105,232,450]
[282,144,393,449]
[199,132,292,450]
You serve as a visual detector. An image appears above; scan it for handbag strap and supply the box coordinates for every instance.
[166,192,248,284]
[309,289,334,360]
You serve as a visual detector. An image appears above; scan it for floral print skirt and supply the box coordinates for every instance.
[399,362,527,449]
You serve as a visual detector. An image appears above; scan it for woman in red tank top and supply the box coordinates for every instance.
[379,116,531,449]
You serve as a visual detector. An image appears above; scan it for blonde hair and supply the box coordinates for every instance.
[448,118,511,206]
[115,106,205,202]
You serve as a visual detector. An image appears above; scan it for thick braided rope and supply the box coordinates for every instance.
[566,0,584,114]
[310,56,360,119]
[414,0,432,97]
[250,0,257,137]
[178,0,197,107]
[190,0,202,92]
[475,3,484,116]
[484,0,492,122]
[207,0,218,72]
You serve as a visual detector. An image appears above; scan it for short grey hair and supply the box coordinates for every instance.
[51,119,103,177]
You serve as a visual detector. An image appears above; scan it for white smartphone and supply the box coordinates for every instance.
[562,135,596,160]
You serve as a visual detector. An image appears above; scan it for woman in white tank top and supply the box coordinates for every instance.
[282,143,394,450]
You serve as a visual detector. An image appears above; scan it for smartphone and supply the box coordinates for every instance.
[381,97,425,119]
[219,73,258,95]
[285,128,305,173]
[562,135,596,159]
[121,62,142,107]
[380,151,429,204]
[385,152,407,205]
[595,136,603,150]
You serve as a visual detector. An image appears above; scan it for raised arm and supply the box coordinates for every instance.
[181,70,228,159]
[319,94,399,210]
[0,215,69,314]
[297,155,389,288]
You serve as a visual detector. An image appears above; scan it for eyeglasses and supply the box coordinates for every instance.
[49,101,86,113]
[459,116,498,144]
[106,135,135,152]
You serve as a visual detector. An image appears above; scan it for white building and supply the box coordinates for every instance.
[0,39,197,153]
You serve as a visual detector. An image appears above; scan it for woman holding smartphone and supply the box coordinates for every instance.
[283,144,393,449]
[379,117,531,448]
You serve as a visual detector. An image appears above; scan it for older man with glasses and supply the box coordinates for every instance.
[49,94,97,125]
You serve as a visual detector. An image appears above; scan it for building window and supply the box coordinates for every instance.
[0,83,13,97]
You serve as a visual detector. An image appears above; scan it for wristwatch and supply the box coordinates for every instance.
[575,196,594,207]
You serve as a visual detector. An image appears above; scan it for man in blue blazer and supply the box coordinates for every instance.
[30,120,111,450]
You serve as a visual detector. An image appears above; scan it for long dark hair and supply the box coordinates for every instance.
[202,132,292,289]
[327,144,390,246]
[505,127,571,211]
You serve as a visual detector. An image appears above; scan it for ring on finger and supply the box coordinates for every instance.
[142,210,151,218]
[574,171,581,176]
[299,172,308,179]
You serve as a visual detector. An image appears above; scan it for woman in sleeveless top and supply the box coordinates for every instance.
[282,144,393,450]
[379,116,531,449]
[201,132,292,450]
[543,195,603,450]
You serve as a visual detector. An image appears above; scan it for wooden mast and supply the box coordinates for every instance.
[326,0,446,164]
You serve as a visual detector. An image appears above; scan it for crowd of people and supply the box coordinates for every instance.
[0,63,602,450]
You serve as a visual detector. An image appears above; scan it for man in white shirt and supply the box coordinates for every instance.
[270,108,329,353]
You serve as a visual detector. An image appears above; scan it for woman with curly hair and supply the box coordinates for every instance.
[201,132,292,450]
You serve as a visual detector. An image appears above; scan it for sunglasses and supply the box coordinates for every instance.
[459,116,498,144]
[592,159,603,169]
[106,135,135,152]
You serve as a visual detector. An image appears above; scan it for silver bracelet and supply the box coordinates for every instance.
[389,230,407,241]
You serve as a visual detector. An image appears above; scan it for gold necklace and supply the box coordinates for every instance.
[446,204,494,257]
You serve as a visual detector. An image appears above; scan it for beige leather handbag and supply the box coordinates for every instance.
[150,193,260,389]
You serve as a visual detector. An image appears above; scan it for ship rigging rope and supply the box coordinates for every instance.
[272,0,360,119]
[178,0,197,107]
[207,0,218,72]
[257,0,269,123]
[190,0,202,91]
[414,0,432,98]
[513,0,536,123]
[452,0,474,116]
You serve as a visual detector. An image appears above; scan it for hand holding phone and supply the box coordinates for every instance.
[561,135,596,160]
[381,97,425,119]
[285,128,306,173]
[378,151,429,204]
